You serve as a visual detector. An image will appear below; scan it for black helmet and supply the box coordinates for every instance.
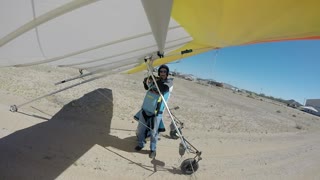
[158,64,169,76]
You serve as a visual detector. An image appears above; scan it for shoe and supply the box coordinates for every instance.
[149,150,156,159]
[135,146,143,151]
[170,129,181,139]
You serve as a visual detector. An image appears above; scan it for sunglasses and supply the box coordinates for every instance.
[159,70,167,73]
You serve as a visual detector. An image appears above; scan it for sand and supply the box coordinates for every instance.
[1,65,320,180]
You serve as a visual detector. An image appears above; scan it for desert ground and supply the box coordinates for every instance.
[0,65,320,180]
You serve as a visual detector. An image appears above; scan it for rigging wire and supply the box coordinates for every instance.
[9,65,134,112]
[79,69,157,137]
[146,58,202,176]
[211,49,219,80]
[55,62,139,85]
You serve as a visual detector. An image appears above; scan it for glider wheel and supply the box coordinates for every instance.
[10,105,18,112]
[170,128,182,139]
[180,158,199,175]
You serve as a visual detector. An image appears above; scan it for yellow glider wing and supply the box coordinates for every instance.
[127,0,320,73]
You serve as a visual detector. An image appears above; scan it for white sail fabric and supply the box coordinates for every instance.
[0,0,191,72]
[141,0,173,54]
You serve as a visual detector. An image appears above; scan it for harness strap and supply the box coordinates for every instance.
[142,110,155,129]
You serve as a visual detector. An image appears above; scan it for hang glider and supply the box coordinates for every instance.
[2,1,320,175]
[1,0,319,74]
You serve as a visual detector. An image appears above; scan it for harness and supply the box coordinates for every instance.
[141,90,162,116]
[141,78,172,117]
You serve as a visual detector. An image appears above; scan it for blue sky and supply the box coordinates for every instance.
[167,40,320,104]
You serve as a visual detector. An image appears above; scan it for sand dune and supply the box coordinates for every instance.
[1,65,320,180]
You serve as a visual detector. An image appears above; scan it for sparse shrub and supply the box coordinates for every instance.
[247,94,254,99]
[276,110,281,113]
[292,114,296,117]
[295,124,303,130]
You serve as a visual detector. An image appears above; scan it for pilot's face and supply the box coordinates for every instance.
[159,68,167,79]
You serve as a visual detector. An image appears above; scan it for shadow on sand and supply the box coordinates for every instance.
[0,88,145,179]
